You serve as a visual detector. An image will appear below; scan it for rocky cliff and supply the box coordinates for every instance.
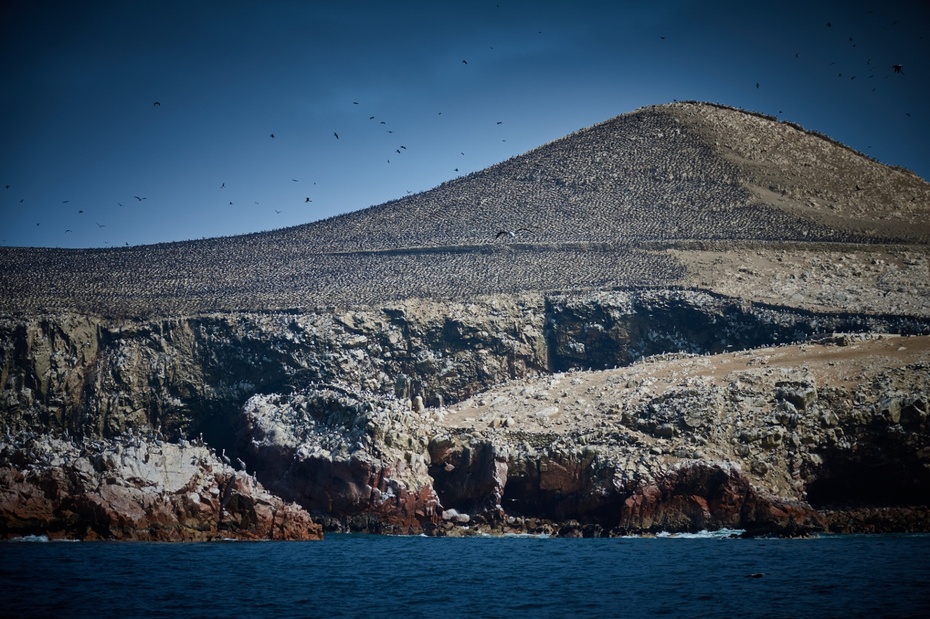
[2,101,929,538]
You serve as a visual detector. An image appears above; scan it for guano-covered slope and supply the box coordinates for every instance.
[2,101,928,319]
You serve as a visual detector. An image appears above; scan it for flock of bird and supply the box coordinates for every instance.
[2,100,917,320]
[0,15,915,250]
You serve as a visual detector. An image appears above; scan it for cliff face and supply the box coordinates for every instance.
[2,291,929,537]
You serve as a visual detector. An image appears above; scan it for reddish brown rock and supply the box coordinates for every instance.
[617,462,824,535]
[0,436,322,541]
[238,388,442,534]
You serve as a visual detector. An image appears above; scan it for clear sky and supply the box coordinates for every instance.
[1,0,927,248]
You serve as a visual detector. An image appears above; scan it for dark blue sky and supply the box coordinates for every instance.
[2,0,927,248]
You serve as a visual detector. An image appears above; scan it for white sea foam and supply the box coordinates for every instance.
[654,528,744,539]
[10,534,49,542]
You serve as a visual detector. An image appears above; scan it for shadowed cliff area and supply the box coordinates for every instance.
[2,101,928,319]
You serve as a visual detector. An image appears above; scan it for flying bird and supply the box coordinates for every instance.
[220,182,225,189]
[96,222,106,228]
[334,132,339,139]
[305,197,312,203]
[134,196,146,201]
[462,59,468,64]
[270,133,275,138]
[892,64,903,73]
[153,101,160,106]
[275,209,282,214]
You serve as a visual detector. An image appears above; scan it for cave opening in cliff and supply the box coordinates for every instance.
[805,451,930,508]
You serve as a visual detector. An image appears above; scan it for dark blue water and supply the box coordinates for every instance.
[2,532,929,619]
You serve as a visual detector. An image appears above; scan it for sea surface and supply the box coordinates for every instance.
[2,531,929,619]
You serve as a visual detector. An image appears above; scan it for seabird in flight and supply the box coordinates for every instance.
[334,132,339,139]
[495,227,533,239]
[134,196,146,201]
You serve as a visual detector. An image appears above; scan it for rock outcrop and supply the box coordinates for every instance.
[237,386,441,534]
[0,433,321,540]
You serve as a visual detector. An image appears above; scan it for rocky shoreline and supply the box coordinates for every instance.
[0,432,322,541]
[4,304,925,539]
[2,287,930,539]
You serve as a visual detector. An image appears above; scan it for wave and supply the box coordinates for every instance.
[654,528,745,539]
[9,534,50,542]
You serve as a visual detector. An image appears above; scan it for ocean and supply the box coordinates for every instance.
[2,532,929,618]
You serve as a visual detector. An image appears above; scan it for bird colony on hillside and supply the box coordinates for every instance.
[0,102,926,319]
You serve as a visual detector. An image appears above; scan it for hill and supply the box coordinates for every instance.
[2,101,928,318]
[1,102,929,539]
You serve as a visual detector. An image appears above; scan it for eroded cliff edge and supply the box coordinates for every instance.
[2,289,928,538]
